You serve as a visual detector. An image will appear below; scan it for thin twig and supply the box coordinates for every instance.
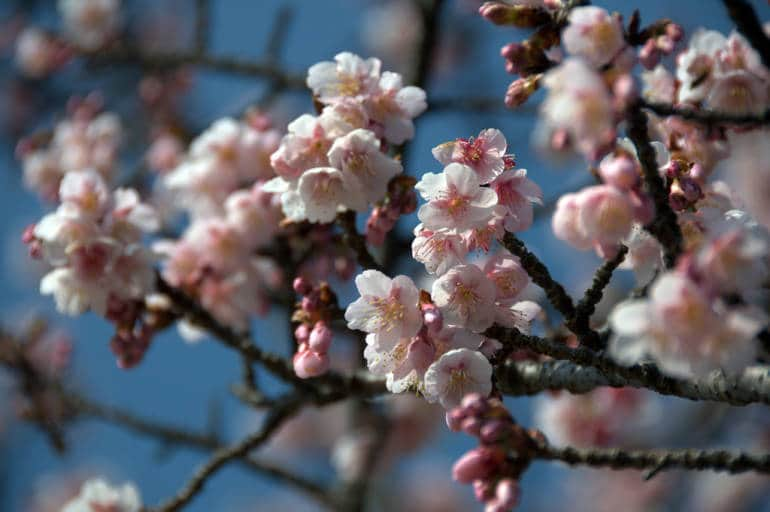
[722,0,770,69]
[534,441,770,475]
[337,210,383,272]
[626,101,683,267]
[642,100,770,126]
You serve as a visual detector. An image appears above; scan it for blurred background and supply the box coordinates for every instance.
[1,0,769,510]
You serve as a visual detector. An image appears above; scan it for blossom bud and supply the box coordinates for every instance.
[461,416,484,436]
[293,276,312,295]
[421,303,443,333]
[599,154,638,189]
[452,447,501,483]
[663,159,685,179]
[294,323,310,344]
[446,409,466,432]
[480,2,550,28]
[495,479,521,509]
[461,393,490,416]
[293,349,329,378]
[679,176,702,202]
[505,75,540,108]
[474,480,495,502]
[668,186,688,211]
[308,321,333,353]
[480,419,511,444]
[639,39,660,69]
[612,74,638,111]
[301,293,320,313]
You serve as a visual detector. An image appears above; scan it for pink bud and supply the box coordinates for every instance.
[301,293,319,312]
[639,39,660,69]
[294,323,310,344]
[308,321,332,353]
[293,350,329,379]
[452,447,501,483]
[461,393,489,416]
[495,479,520,509]
[293,276,312,295]
[599,154,638,189]
[474,479,495,502]
[446,409,466,432]
[480,419,511,443]
[612,74,638,109]
[666,23,684,42]
[462,416,484,436]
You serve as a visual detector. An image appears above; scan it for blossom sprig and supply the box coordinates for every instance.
[291,277,343,379]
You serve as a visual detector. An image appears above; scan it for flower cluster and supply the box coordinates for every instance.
[62,477,141,512]
[610,208,769,377]
[58,0,121,50]
[448,394,539,512]
[266,52,426,224]
[19,100,122,202]
[291,278,341,378]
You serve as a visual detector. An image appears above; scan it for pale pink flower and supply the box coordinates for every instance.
[489,168,542,232]
[58,0,120,49]
[483,252,529,301]
[62,478,141,512]
[619,225,664,286]
[562,6,625,67]
[307,52,381,104]
[641,65,676,104]
[15,27,59,78]
[411,224,469,276]
[540,59,616,159]
[184,218,250,273]
[722,129,770,229]
[364,71,427,144]
[494,300,542,333]
[224,182,281,248]
[365,333,435,393]
[432,264,497,333]
[345,270,422,347]
[298,167,363,223]
[22,149,63,201]
[706,70,768,115]
[676,29,727,103]
[578,185,635,248]
[609,271,767,377]
[423,348,493,409]
[416,163,498,231]
[432,129,510,184]
[319,100,370,139]
[40,266,110,315]
[327,128,402,205]
[552,192,593,250]
[58,169,111,220]
[270,114,333,180]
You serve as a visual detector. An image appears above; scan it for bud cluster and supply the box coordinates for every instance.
[291,277,341,378]
[365,175,418,246]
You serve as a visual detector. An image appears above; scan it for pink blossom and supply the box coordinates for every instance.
[412,224,469,276]
[609,271,767,377]
[62,478,141,512]
[364,71,427,144]
[58,170,111,220]
[297,167,364,223]
[432,128,510,184]
[416,163,499,231]
[270,114,333,180]
[327,128,402,205]
[423,348,493,409]
[15,27,60,78]
[540,59,616,160]
[58,0,120,50]
[641,65,676,104]
[578,185,635,247]
[552,193,593,250]
[293,349,330,379]
[319,100,370,139]
[345,270,422,347]
[224,182,281,248]
[562,6,625,67]
[432,264,497,333]
[483,252,529,301]
[706,70,768,115]
[489,168,542,232]
[306,52,381,104]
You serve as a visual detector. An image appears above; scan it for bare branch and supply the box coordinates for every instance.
[642,100,770,126]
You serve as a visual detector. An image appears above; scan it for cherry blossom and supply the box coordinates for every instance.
[62,478,141,512]
[432,264,497,333]
[489,168,542,232]
[416,163,499,231]
[364,71,427,144]
[412,224,469,276]
[307,52,381,104]
[431,128,511,184]
[562,6,625,67]
[345,270,422,347]
[423,348,493,409]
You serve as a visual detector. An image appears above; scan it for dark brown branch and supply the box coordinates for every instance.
[489,327,770,406]
[626,102,683,267]
[337,210,383,272]
[534,440,770,475]
[642,100,770,126]
[570,245,628,350]
[722,0,770,69]
[147,394,306,512]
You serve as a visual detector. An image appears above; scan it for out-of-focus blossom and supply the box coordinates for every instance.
[562,6,625,67]
[58,0,120,50]
[62,478,141,512]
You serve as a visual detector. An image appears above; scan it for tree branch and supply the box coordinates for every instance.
[722,0,770,69]
[489,328,770,406]
[626,101,683,267]
[146,394,307,512]
[337,210,383,272]
[534,440,770,475]
[642,100,770,126]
